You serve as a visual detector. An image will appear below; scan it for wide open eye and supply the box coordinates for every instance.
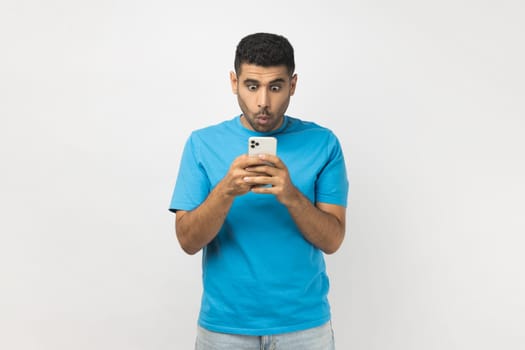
[270,85,282,92]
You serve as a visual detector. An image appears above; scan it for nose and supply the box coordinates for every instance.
[257,89,269,109]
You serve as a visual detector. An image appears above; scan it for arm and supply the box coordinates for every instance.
[175,154,272,255]
[284,194,346,255]
[175,186,234,255]
[244,154,347,254]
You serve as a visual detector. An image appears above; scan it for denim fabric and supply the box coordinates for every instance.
[195,321,335,350]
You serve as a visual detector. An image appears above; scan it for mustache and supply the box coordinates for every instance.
[257,109,272,116]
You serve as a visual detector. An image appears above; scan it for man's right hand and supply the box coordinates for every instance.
[175,154,273,254]
[218,154,272,197]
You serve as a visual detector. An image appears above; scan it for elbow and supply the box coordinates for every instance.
[322,230,345,255]
[322,243,341,255]
[180,244,201,255]
[176,232,202,255]
[322,247,338,255]
[175,213,202,255]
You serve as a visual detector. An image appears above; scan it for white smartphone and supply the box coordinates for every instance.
[248,136,277,156]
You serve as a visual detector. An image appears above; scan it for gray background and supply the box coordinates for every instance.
[1,0,524,349]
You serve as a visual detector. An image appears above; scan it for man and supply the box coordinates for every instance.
[169,33,349,350]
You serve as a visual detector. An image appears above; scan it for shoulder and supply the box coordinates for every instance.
[192,118,235,135]
[187,117,238,142]
[286,116,339,140]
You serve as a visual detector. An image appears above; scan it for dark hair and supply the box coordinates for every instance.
[234,33,295,76]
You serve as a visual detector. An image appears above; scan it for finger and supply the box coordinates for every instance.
[243,175,275,186]
[250,185,274,194]
[244,164,278,176]
[242,155,276,168]
[234,154,265,168]
[244,168,267,174]
[256,154,284,168]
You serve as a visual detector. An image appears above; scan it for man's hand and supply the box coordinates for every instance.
[242,153,346,254]
[177,153,346,255]
[242,154,301,206]
[218,154,278,197]
[176,154,276,254]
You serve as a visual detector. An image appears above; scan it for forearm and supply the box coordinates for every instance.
[176,184,234,255]
[285,190,346,254]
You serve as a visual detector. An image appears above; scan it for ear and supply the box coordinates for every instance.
[230,71,238,94]
[289,74,298,96]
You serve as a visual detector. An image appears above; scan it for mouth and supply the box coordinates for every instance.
[256,114,271,125]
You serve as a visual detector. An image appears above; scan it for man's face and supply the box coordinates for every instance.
[230,63,297,133]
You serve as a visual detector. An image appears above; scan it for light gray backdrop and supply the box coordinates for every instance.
[1,1,524,349]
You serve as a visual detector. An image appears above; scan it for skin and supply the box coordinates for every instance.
[175,63,346,255]
[231,64,297,133]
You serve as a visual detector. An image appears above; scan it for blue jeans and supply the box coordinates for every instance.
[195,322,335,350]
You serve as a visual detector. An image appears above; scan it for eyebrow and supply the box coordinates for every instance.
[243,78,286,85]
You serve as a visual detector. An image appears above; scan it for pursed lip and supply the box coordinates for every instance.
[256,115,270,124]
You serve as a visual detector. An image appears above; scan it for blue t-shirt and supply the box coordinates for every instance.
[169,115,349,335]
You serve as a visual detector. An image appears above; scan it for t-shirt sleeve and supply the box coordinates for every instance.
[315,133,349,207]
[169,133,211,213]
